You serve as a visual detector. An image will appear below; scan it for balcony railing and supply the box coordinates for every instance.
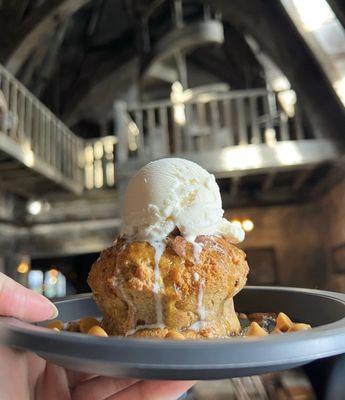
[115,88,305,164]
[0,59,336,200]
[83,136,117,190]
[0,63,84,194]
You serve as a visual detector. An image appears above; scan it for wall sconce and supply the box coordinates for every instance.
[27,199,51,215]
[27,200,42,215]
[231,218,255,232]
[242,219,254,232]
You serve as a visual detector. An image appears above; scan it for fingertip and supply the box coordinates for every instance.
[31,293,59,321]
[46,302,59,320]
[0,273,60,322]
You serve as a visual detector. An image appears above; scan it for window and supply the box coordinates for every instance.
[282,0,345,105]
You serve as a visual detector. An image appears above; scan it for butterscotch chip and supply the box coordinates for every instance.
[246,322,268,336]
[80,316,100,333]
[88,326,108,337]
[238,313,247,319]
[276,312,294,332]
[165,331,185,340]
[47,320,64,330]
[66,321,80,332]
[288,323,311,332]
[271,327,283,334]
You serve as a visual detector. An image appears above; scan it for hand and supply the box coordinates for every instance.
[0,272,195,399]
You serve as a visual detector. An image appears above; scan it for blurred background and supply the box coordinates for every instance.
[0,1,344,397]
[0,0,344,298]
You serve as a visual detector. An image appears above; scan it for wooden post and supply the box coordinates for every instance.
[114,100,128,163]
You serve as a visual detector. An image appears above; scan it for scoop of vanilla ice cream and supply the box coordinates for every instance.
[121,158,244,243]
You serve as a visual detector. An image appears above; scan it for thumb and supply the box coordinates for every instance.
[0,272,58,322]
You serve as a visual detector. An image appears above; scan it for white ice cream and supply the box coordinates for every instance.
[121,158,244,244]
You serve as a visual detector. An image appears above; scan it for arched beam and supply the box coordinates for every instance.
[198,0,345,145]
[140,20,224,79]
[0,0,90,74]
[61,30,137,125]
[190,23,265,90]
[63,57,139,126]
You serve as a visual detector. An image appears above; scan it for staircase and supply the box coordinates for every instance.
[0,63,83,198]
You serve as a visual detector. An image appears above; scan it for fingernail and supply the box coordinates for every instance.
[48,303,59,320]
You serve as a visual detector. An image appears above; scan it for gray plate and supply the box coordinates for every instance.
[1,286,345,380]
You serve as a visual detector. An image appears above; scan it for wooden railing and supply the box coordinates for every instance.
[0,61,308,194]
[115,88,305,163]
[83,136,117,190]
[0,63,83,190]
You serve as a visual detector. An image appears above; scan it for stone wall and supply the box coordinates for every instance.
[226,178,345,290]
[225,203,327,288]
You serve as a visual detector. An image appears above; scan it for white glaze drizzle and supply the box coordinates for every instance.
[121,238,167,336]
[189,279,207,332]
[191,241,203,264]
[189,320,207,331]
[197,279,206,320]
[121,236,207,335]
[149,240,166,327]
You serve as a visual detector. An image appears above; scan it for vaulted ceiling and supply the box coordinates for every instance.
[0,0,344,142]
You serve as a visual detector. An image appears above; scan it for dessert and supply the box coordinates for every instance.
[85,158,311,339]
[88,158,248,338]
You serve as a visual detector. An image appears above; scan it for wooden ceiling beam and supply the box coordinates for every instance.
[19,44,50,87]
[0,0,90,74]
[31,19,70,97]
[64,56,138,126]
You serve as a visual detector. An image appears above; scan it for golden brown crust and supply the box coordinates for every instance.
[87,234,249,339]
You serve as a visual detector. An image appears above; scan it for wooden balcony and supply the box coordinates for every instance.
[0,63,84,197]
[114,87,342,206]
[0,57,341,208]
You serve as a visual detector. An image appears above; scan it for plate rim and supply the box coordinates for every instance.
[1,286,345,371]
